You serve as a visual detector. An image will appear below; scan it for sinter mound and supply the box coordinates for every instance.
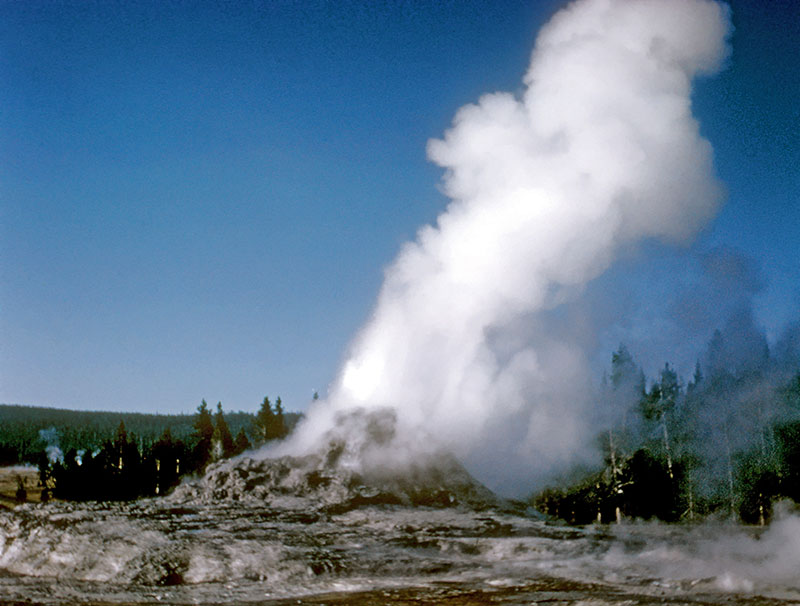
[171,408,499,511]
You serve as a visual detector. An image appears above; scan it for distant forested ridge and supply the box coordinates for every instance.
[533,318,800,526]
[0,399,302,501]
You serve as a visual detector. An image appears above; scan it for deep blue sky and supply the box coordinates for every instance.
[1,0,797,415]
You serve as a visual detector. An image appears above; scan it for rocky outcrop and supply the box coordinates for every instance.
[171,450,498,512]
[171,409,499,512]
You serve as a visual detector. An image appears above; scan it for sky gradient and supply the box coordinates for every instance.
[2,0,798,415]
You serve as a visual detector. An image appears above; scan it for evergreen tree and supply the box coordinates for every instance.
[639,364,680,481]
[115,420,128,448]
[192,400,215,470]
[611,344,638,390]
[194,400,215,442]
[212,402,235,461]
[254,396,275,444]
[274,397,288,439]
[233,428,251,456]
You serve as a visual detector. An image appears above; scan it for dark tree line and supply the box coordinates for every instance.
[534,320,800,526]
[0,404,268,466]
[25,397,299,502]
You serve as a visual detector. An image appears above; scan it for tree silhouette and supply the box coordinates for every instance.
[254,396,275,444]
[274,397,288,439]
[233,428,251,456]
[212,402,235,461]
[192,400,215,471]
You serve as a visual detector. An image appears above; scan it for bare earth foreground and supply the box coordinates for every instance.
[3,498,798,606]
[2,429,800,605]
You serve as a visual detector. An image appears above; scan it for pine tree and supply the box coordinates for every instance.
[254,396,275,444]
[115,420,128,449]
[274,397,288,439]
[639,364,680,481]
[192,399,215,470]
[212,402,235,460]
[194,400,215,443]
[233,428,251,456]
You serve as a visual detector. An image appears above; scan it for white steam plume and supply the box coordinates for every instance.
[284,0,731,483]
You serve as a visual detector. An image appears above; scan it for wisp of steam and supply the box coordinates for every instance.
[280,0,732,487]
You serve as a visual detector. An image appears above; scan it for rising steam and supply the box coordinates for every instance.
[283,0,732,484]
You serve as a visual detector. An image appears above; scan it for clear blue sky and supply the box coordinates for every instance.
[1,0,797,415]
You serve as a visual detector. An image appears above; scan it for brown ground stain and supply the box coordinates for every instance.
[0,466,42,509]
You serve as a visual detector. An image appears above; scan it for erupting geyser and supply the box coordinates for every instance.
[7,3,800,605]
[283,0,732,484]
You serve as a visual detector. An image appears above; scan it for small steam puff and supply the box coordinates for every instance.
[285,0,732,483]
[39,427,63,464]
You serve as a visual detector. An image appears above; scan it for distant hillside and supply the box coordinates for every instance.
[0,403,302,465]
